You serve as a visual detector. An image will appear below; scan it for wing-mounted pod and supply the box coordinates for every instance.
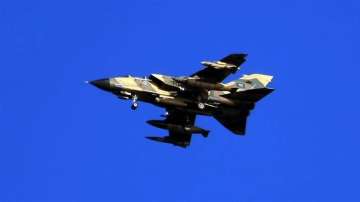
[201,61,237,72]
[191,53,247,83]
[146,136,190,148]
[147,119,209,138]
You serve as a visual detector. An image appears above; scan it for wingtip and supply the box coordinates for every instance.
[232,53,248,57]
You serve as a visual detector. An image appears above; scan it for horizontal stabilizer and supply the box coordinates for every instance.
[214,110,249,135]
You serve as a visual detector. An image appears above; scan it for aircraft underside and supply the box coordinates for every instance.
[90,53,274,147]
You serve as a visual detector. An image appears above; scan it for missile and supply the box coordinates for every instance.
[146,120,209,137]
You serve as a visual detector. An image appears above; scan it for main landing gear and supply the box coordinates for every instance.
[197,102,205,110]
[197,92,207,110]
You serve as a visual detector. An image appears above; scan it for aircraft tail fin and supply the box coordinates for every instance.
[225,74,273,89]
[240,74,273,88]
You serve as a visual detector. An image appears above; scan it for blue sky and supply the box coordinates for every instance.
[1,0,360,201]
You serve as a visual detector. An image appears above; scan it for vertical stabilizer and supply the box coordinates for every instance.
[241,74,273,87]
[225,74,273,89]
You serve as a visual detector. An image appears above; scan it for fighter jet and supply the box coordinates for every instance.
[90,53,274,148]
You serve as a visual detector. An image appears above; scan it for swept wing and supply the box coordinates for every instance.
[191,53,247,83]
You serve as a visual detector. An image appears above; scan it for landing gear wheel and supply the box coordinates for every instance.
[131,102,138,110]
[131,95,138,110]
[198,102,205,110]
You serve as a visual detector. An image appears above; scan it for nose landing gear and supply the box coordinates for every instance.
[131,102,138,110]
[131,95,138,110]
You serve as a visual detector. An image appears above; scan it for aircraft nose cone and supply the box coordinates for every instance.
[90,79,112,91]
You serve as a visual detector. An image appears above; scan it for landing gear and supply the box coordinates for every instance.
[131,95,138,110]
[161,111,169,118]
[131,102,138,110]
[197,91,207,110]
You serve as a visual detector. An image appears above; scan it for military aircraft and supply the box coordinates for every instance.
[89,53,274,148]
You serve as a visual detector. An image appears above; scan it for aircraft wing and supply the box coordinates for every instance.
[191,53,247,83]
[146,109,196,148]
